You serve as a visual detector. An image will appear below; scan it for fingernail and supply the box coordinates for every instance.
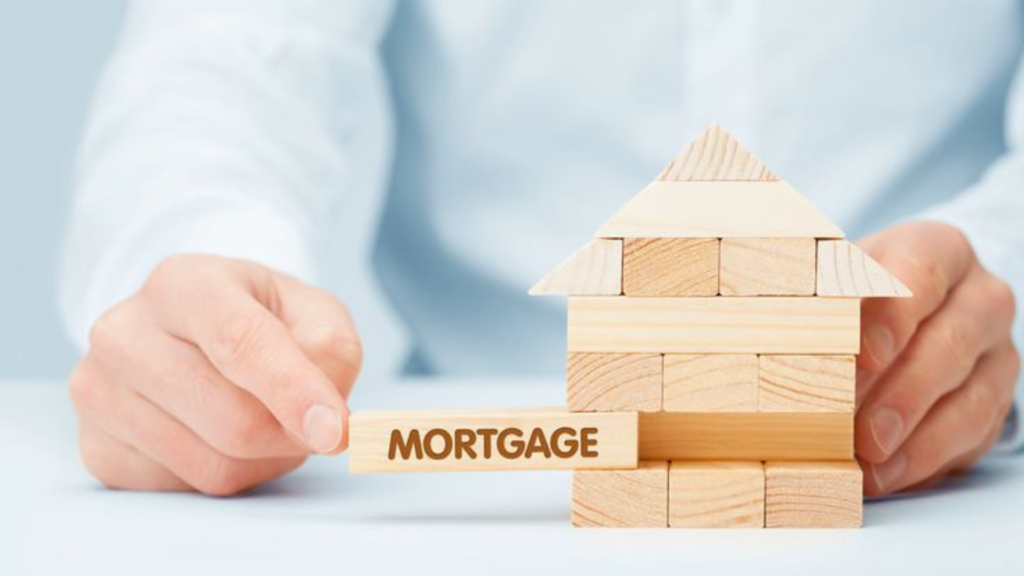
[872,452,908,493]
[303,404,343,453]
[864,325,896,367]
[869,407,905,457]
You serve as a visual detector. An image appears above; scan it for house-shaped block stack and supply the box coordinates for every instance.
[531,125,911,528]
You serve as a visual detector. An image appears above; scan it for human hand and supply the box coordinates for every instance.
[855,222,1019,496]
[69,254,362,495]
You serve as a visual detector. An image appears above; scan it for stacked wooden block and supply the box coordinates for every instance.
[532,125,910,528]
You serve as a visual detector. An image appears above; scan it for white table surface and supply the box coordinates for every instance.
[1,378,1022,576]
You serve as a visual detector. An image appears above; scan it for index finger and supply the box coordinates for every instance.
[856,223,976,401]
[145,257,348,454]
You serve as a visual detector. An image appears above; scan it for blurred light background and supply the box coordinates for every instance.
[1,2,128,378]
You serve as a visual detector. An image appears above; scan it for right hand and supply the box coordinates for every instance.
[69,254,362,496]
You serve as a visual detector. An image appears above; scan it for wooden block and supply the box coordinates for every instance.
[529,239,622,296]
[719,238,816,296]
[349,408,638,473]
[622,238,719,296]
[639,412,852,461]
[657,124,779,182]
[759,355,855,413]
[817,240,912,297]
[573,461,669,527]
[567,297,860,354]
[765,461,863,528]
[663,354,758,412]
[669,461,765,528]
[595,181,845,239]
[567,353,662,412]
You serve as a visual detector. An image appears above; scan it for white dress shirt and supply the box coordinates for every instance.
[63,0,1024,448]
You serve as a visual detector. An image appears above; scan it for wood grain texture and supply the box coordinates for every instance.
[759,355,855,413]
[657,124,779,182]
[567,353,662,412]
[567,297,860,354]
[622,238,719,296]
[669,461,765,528]
[595,181,845,239]
[530,239,622,296]
[573,461,669,528]
[349,408,638,473]
[663,354,758,412]
[765,461,863,528]
[816,240,912,298]
[638,412,853,461]
[719,238,816,296]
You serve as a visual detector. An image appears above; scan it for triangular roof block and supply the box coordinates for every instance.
[817,240,912,297]
[657,124,778,182]
[595,180,845,239]
[529,239,622,296]
[532,125,910,298]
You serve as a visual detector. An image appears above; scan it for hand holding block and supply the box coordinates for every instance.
[349,408,638,473]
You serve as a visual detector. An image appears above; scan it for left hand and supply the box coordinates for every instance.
[855,221,1019,496]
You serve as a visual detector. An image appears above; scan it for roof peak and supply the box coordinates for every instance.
[657,124,778,182]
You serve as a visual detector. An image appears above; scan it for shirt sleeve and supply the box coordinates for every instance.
[918,53,1024,453]
[61,0,396,349]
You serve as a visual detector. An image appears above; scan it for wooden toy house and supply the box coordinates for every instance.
[530,125,911,528]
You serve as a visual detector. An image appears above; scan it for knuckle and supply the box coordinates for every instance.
[942,225,973,258]
[966,379,1000,426]
[192,456,251,497]
[988,276,1017,319]
[932,320,976,377]
[68,360,105,414]
[86,302,135,358]
[212,311,271,368]
[299,324,363,369]
[886,303,917,346]
[902,253,945,300]
[144,255,196,294]
[143,254,224,300]
[78,430,124,490]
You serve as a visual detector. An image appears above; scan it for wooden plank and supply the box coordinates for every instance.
[573,461,669,527]
[719,238,816,296]
[765,461,863,528]
[349,408,638,473]
[567,297,860,354]
[595,181,845,239]
[657,124,779,182]
[530,239,622,296]
[663,354,758,412]
[622,238,719,296]
[567,353,662,412]
[669,461,765,528]
[816,240,912,297]
[759,355,855,413]
[638,412,852,461]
